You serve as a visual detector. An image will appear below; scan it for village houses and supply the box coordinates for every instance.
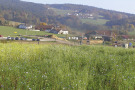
[85,30,116,41]
[18,24,69,35]
[35,25,69,35]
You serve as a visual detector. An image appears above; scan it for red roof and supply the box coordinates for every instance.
[35,25,54,30]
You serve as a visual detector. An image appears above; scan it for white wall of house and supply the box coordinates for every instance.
[26,25,32,29]
[62,31,68,34]
[69,37,78,40]
[58,30,63,34]
[58,30,68,34]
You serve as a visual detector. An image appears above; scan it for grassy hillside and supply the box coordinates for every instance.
[128,30,135,35]
[0,26,50,36]
[0,26,68,37]
[51,8,73,16]
[0,43,135,89]
[81,18,109,25]
[51,8,109,25]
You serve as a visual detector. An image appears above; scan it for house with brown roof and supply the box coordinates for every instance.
[85,30,116,41]
[50,29,68,34]
[35,25,68,34]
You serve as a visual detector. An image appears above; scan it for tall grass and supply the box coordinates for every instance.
[0,43,135,89]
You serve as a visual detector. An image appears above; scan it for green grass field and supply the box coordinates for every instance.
[51,8,73,16]
[128,30,135,35]
[0,26,69,37]
[0,43,135,89]
[0,26,52,36]
[81,18,109,25]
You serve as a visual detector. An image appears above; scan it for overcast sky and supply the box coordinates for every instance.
[21,0,135,14]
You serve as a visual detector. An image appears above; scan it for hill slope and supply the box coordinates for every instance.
[1,0,135,33]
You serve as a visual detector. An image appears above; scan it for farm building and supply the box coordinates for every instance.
[49,29,68,34]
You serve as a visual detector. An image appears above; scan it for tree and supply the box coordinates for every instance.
[129,24,135,31]
[0,17,5,25]
[40,22,47,26]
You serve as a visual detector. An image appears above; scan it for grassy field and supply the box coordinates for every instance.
[0,26,69,37]
[0,43,135,89]
[81,18,109,25]
[51,8,73,16]
[128,30,135,35]
[0,26,52,36]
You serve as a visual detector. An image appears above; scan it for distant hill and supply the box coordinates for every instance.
[0,0,55,24]
[48,4,135,20]
[1,0,135,33]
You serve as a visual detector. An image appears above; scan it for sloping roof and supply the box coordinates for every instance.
[35,25,54,30]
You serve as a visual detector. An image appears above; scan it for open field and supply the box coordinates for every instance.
[0,26,52,36]
[0,26,70,37]
[0,43,135,89]
[51,8,73,16]
[81,18,109,25]
[128,30,135,35]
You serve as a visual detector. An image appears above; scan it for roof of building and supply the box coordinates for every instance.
[35,25,54,29]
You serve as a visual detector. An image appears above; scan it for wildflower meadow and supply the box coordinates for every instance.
[0,43,135,89]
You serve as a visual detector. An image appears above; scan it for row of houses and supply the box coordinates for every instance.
[18,24,131,41]
[35,25,68,34]
[18,24,69,35]
[85,30,135,41]
[67,13,94,19]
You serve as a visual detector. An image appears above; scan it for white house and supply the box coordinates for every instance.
[18,24,32,29]
[26,25,32,29]
[68,37,78,40]
[49,29,69,34]
[58,30,68,34]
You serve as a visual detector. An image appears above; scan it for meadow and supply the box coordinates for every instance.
[128,30,135,35]
[0,43,135,89]
[51,8,73,16]
[0,26,68,37]
[81,18,109,25]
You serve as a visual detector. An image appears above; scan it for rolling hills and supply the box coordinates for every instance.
[0,0,135,33]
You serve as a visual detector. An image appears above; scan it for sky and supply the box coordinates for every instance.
[21,0,135,14]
